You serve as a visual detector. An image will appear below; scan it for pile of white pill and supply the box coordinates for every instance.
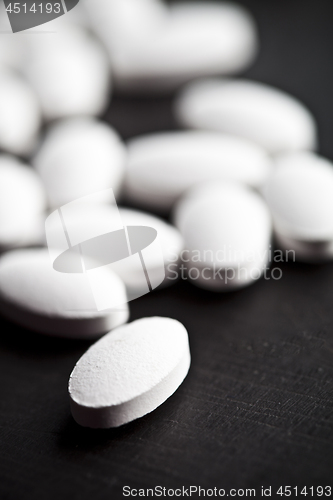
[0,0,331,428]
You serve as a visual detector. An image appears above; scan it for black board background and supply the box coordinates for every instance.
[1,0,333,498]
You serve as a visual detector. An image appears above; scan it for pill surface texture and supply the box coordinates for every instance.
[174,182,272,290]
[0,249,129,338]
[0,156,46,250]
[69,317,191,428]
[33,118,126,208]
[125,131,272,211]
[263,152,333,262]
[175,79,317,154]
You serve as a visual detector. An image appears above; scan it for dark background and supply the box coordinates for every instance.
[1,0,333,498]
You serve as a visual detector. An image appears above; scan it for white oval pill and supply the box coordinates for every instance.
[0,37,23,71]
[45,2,91,31]
[174,182,272,290]
[0,249,129,338]
[0,156,46,250]
[33,118,126,208]
[23,27,111,120]
[113,208,184,291]
[86,0,168,52]
[44,204,183,293]
[69,317,191,428]
[0,69,41,156]
[175,79,317,154]
[0,2,24,69]
[88,1,257,93]
[263,152,333,261]
[124,131,272,211]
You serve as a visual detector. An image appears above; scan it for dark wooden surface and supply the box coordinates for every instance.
[1,1,333,498]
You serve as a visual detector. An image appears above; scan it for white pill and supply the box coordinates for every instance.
[87,1,257,93]
[0,27,23,71]
[0,2,23,69]
[0,37,23,71]
[112,208,184,291]
[175,79,317,154]
[0,69,41,156]
[45,2,91,31]
[23,27,111,120]
[125,131,272,211]
[174,182,272,290]
[33,118,126,208]
[0,249,129,338]
[0,156,46,250]
[69,317,191,428]
[263,152,333,262]
[85,0,168,50]
[0,1,84,69]
[44,204,183,294]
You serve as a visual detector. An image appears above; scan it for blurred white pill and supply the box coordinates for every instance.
[44,204,183,293]
[125,131,272,211]
[48,1,91,31]
[175,79,317,154]
[23,26,111,120]
[0,36,23,70]
[113,208,184,291]
[0,2,22,69]
[86,0,257,92]
[0,69,41,156]
[33,118,126,208]
[69,317,191,428]
[174,182,272,290]
[0,155,46,250]
[85,0,168,50]
[263,152,333,262]
[0,0,87,69]
[0,3,24,69]
[0,248,129,338]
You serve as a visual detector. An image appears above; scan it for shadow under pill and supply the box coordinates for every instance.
[57,378,191,453]
[57,414,151,453]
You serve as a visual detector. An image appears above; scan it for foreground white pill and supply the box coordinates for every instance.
[23,27,111,120]
[263,152,333,262]
[174,182,272,290]
[0,156,46,250]
[175,79,317,154]
[0,69,41,155]
[69,317,191,428]
[33,118,126,208]
[125,131,272,211]
[0,249,129,338]
[87,0,257,92]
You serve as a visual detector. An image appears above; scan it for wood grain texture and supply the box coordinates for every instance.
[1,0,333,498]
